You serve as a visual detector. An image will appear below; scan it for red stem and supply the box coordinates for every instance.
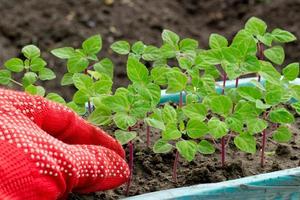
[172,150,179,182]
[84,69,92,114]
[260,112,267,168]
[220,72,227,167]
[222,73,227,95]
[260,129,266,168]
[257,42,264,82]
[179,92,183,108]
[172,92,184,181]
[235,78,239,88]
[125,141,134,195]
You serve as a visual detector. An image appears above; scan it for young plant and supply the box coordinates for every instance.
[0,45,56,96]
[51,35,114,118]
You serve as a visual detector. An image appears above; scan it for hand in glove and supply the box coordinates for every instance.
[0,89,129,200]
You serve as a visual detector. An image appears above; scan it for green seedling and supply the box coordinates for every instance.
[1,45,56,96]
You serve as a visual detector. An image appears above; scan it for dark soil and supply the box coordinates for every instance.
[1,0,300,99]
[69,116,300,200]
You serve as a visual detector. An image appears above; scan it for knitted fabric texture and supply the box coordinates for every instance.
[0,89,129,200]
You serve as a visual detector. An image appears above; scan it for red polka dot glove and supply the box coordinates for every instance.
[0,89,129,200]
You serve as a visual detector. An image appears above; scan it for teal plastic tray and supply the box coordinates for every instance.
[125,77,300,200]
[124,167,300,200]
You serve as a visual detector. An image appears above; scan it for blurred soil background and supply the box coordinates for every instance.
[0,0,299,99]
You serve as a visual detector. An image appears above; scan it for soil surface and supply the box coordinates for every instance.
[69,113,300,200]
[0,0,300,99]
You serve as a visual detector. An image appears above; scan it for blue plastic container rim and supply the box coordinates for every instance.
[124,167,300,200]
[159,76,300,104]
[123,77,300,200]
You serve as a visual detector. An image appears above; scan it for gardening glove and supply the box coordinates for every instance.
[0,88,130,200]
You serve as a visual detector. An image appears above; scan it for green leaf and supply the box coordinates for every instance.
[234,133,256,154]
[231,30,257,57]
[265,82,284,105]
[178,57,192,69]
[22,45,40,59]
[132,41,145,54]
[176,140,197,162]
[4,58,24,72]
[67,52,89,73]
[93,58,114,78]
[111,40,130,55]
[198,140,215,154]
[283,63,299,81]
[73,90,89,104]
[46,93,66,104]
[114,113,137,130]
[166,70,187,93]
[179,38,198,51]
[255,99,271,109]
[292,101,300,114]
[272,28,296,43]
[182,103,207,121]
[61,73,74,86]
[264,46,285,65]
[162,104,177,124]
[187,119,208,139]
[51,47,75,59]
[259,61,281,84]
[126,57,149,84]
[102,94,130,113]
[150,66,169,85]
[82,34,102,55]
[153,139,173,153]
[72,73,93,94]
[273,126,292,143]
[130,100,151,119]
[210,95,233,116]
[67,101,86,115]
[198,49,222,65]
[0,70,11,85]
[269,108,295,124]
[235,101,261,120]
[39,68,56,80]
[22,72,37,87]
[162,123,181,140]
[88,105,112,126]
[115,130,137,145]
[162,29,179,47]
[237,86,262,101]
[145,118,165,130]
[257,33,273,46]
[136,83,161,107]
[269,108,295,123]
[209,33,228,49]
[291,85,300,101]
[142,45,161,61]
[245,17,267,36]
[35,86,45,96]
[208,117,228,139]
[30,57,46,72]
[247,118,268,134]
[160,43,176,59]
[225,115,243,133]
[25,84,37,95]
[93,76,113,95]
